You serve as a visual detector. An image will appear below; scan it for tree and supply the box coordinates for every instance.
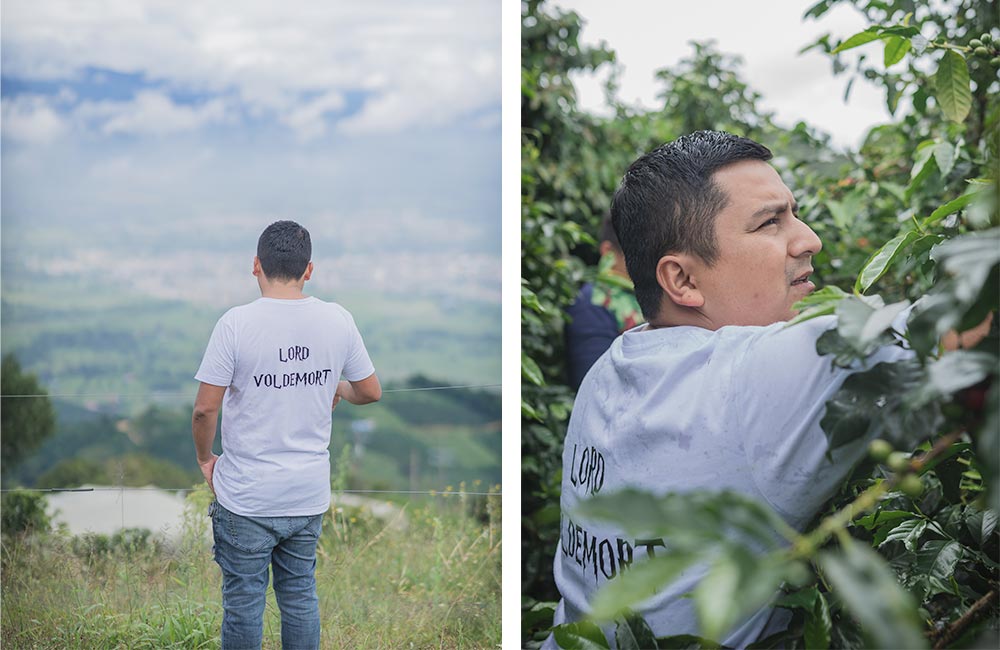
[1,354,56,474]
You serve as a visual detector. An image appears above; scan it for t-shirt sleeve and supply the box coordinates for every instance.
[341,311,376,382]
[195,311,237,387]
[737,314,914,527]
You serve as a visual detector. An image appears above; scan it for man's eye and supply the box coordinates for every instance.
[757,218,779,230]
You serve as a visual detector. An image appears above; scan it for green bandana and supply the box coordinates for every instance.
[592,253,644,332]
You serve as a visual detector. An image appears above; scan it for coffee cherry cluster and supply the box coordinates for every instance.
[868,439,924,498]
[969,33,1000,67]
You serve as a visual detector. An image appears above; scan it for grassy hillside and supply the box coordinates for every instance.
[9,378,500,495]
[1,486,501,648]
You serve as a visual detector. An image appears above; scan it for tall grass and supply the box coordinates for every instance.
[1,484,501,649]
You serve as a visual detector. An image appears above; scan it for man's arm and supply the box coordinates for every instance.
[192,382,226,493]
[333,373,382,409]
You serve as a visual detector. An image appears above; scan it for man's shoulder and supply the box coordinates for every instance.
[569,282,596,307]
[567,283,616,324]
[229,297,352,315]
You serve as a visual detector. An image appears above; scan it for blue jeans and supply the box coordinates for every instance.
[210,501,324,650]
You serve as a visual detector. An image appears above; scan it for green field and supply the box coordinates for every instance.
[1,486,501,649]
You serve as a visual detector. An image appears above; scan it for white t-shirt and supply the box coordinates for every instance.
[549,314,912,648]
[195,296,375,517]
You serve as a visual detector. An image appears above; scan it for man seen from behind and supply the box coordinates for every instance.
[193,220,381,650]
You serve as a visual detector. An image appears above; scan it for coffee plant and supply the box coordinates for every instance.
[523,0,998,647]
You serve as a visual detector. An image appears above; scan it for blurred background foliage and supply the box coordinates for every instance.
[522,0,998,646]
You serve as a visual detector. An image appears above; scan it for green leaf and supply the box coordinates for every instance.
[522,351,545,386]
[522,399,543,421]
[832,29,882,54]
[934,50,972,123]
[821,360,941,450]
[615,612,659,650]
[907,350,997,407]
[788,286,849,326]
[835,295,909,350]
[522,601,557,630]
[774,586,818,611]
[878,25,919,37]
[909,142,937,184]
[855,230,921,294]
[804,591,832,650]
[522,284,546,313]
[825,199,853,231]
[932,229,1000,303]
[965,507,999,547]
[932,141,956,177]
[880,518,928,552]
[914,540,964,581]
[854,509,914,531]
[883,36,911,67]
[858,300,910,343]
[573,489,792,553]
[979,382,1000,513]
[657,634,729,649]
[553,621,611,650]
[590,553,701,621]
[694,548,790,644]
[803,0,831,19]
[923,191,981,228]
[818,539,927,649]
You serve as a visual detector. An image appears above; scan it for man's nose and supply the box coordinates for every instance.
[790,218,822,257]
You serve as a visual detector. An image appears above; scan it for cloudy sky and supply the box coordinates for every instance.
[553,0,895,150]
[1,0,501,304]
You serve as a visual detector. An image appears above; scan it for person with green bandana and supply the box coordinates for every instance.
[565,216,644,391]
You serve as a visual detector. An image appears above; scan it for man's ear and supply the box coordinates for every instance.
[655,254,704,308]
[252,256,262,277]
[302,262,314,282]
[598,241,615,257]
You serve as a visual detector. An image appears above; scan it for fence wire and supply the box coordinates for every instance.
[0,382,501,400]
[1,486,501,496]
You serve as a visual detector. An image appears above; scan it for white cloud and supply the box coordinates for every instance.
[280,91,346,140]
[1,95,67,143]
[73,91,231,136]
[338,47,500,135]
[3,0,500,137]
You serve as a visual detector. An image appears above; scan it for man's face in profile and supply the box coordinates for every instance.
[686,159,823,327]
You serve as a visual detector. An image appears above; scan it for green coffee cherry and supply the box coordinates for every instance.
[869,439,894,462]
[981,33,992,44]
[975,46,990,57]
[992,56,1000,67]
[887,451,910,473]
[784,560,812,588]
[899,474,924,498]
[970,38,984,48]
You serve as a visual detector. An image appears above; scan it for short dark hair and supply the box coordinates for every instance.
[599,214,621,251]
[610,131,772,319]
[257,220,312,282]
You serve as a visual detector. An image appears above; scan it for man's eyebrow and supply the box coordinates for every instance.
[749,201,794,222]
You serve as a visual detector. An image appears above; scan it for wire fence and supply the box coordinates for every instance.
[0,382,502,400]
[1,486,502,496]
